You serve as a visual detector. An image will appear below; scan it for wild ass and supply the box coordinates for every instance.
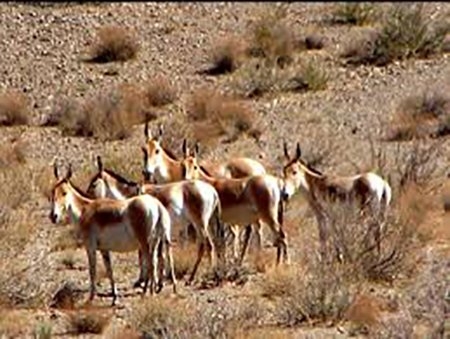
[141,122,267,259]
[49,162,176,306]
[281,141,392,258]
[86,156,224,286]
[180,143,289,265]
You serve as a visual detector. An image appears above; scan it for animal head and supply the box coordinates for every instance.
[49,161,73,224]
[281,141,309,200]
[180,139,201,180]
[141,121,165,180]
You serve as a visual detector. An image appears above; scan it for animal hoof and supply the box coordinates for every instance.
[132,279,143,289]
[155,282,164,294]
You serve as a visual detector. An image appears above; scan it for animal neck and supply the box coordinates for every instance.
[66,182,92,224]
[156,154,184,183]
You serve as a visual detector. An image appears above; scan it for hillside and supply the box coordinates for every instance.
[0,3,449,338]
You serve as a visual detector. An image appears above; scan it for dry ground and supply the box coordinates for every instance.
[0,2,449,338]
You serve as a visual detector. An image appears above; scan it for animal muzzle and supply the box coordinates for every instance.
[49,211,58,224]
[142,170,153,183]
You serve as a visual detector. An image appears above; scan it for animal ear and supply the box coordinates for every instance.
[157,124,163,142]
[141,146,148,162]
[194,142,200,157]
[96,156,103,172]
[182,139,189,157]
[144,121,151,140]
[295,142,302,159]
[283,141,290,160]
[53,161,59,179]
[66,163,73,180]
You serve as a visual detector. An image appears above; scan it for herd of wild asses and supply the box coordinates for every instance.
[49,122,391,306]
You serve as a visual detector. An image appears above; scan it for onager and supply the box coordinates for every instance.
[141,122,267,259]
[86,156,224,286]
[180,143,289,265]
[281,141,392,258]
[49,163,176,306]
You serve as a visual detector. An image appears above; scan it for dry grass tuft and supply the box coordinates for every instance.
[44,84,154,141]
[172,243,198,280]
[88,25,139,63]
[330,3,376,26]
[388,89,450,141]
[143,75,178,107]
[187,88,258,144]
[131,296,191,338]
[0,310,29,338]
[204,35,248,75]
[342,4,450,66]
[0,90,29,126]
[65,308,112,335]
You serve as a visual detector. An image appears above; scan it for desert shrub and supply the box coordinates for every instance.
[131,295,263,338]
[297,34,325,51]
[0,90,29,126]
[88,25,139,63]
[66,309,111,335]
[143,75,178,107]
[44,84,153,140]
[372,310,414,339]
[342,4,450,66]
[204,36,248,75]
[330,3,376,26]
[247,4,295,67]
[230,57,329,99]
[49,281,84,310]
[344,294,384,336]
[388,90,450,141]
[265,263,353,326]
[390,139,443,193]
[187,88,258,144]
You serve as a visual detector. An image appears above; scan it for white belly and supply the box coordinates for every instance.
[97,223,141,252]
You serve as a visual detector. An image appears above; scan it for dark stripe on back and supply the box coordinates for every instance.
[104,169,138,187]
[162,146,178,161]
[200,165,213,177]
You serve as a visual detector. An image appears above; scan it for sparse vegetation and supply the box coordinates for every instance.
[247,5,295,67]
[187,88,258,144]
[204,35,247,75]
[88,25,139,63]
[330,3,376,26]
[44,84,153,140]
[343,4,450,66]
[34,322,52,339]
[0,90,29,126]
[388,89,450,141]
[143,75,178,107]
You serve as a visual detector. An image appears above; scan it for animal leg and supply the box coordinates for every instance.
[230,224,240,262]
[238,225,252,266]
[86,246,97,304]
[164,238,177,294]
[140,242,152,297]
[100,250,117,306]
[187,236,205,286]
[133,250,145,289]
[149,237,161,296]
[155,240,165,293]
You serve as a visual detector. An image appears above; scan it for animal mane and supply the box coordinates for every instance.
[200,165,213,177]
[69,180,92,200]
[104,168,138,187]
[161,145,178,161]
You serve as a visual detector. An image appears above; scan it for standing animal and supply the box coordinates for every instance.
[49,162,176,306]
[281,141,392,258]
[86,156,224,286]
[180,143,289,266]
[141,122,267,260]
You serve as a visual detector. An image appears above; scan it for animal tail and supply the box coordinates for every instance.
[382,180,392,209]
[278,195,284,226]
[213,192,225,252]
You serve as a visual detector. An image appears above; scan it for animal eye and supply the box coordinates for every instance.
[155,149,160,154]
[194,166,198,170]
[292,171,298,175]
